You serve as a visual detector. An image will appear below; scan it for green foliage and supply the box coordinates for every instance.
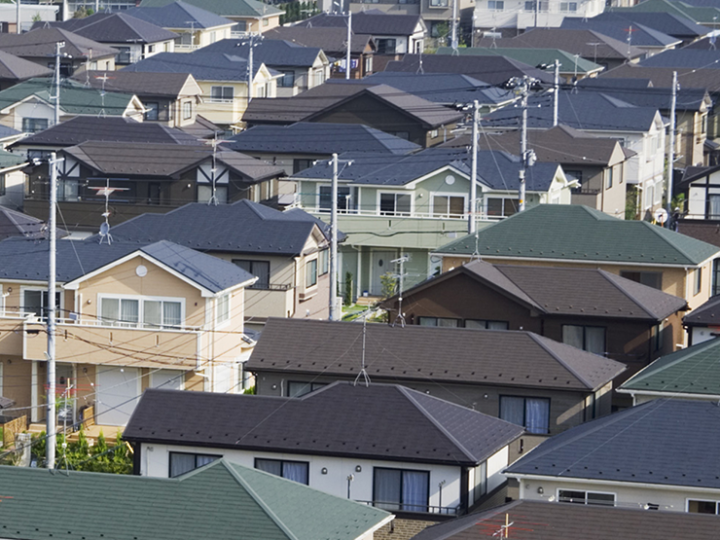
[243,386,256,395]
[380,272,397,300]
[32,12,42,22]
[625,185,639,220]
[279,0,318,25]
[30,429,132,474]
[671,192,686,213]
[343,271,353,306]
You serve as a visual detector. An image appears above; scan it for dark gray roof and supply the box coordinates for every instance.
[13,116,203,148]
[73,70,198,99]
[575,78,709,112]
[0,27,117,60]
[600,63,720,93]
[295,11,422,37]
[593,11,710,38]
[560,18,680,47]
[505,399,720,490]
[126,1,234,30]
[106,199,332,256]
[224,122,420,155]
[246,318,626,392]
[201,38,325,68]
[262,26,375,55]
[35,12,178,44]
[122,50,259,82]
[384,54,553,86]
[640,48,720,69]
[139,0,283,18]
[0,49,52,81]
[124,381,524,466]
[0,238,254,291]
[683,294,720,326]
[0,207,66,242]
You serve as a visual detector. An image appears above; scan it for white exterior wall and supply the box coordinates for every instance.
[474,0,605,30]
[691,327,719,345]
[0,169,26,209]
[487,446,509,493]
[12,101,55,131]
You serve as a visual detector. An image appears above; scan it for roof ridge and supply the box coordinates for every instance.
[597,269,658,319]
[625,338,720,388]
[491,266,546,312]
[641,220,699,263]
[526,333,594,389]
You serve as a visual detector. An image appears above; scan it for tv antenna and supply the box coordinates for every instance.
[202,134,230,205]
[90,178,128,244]
[353,312,371,387]
[390,254,408,327]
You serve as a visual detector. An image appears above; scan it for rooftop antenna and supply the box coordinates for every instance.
[203,134,230,205]
[84,48,93,86]
[490,28,498,49]
[353,312,371,387]
[416,50,424,74]
[90,179,128,244]
[95,72,111,117]
[391,254,408,327]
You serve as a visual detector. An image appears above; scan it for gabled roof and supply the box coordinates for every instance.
[124,381,524,466]
[73,70,201,99]
[683,294,720,326]
[596,11,709,38]
[127,1,235,30]
[639,48,720,69]
[0,238,254,292]
[619,338,720,397]
[140,0,283,18]
[0,460,392,540]
[600,63,720,92]
[296,11,423,36]
[435,204,720,267]
[505,399,720,489]
[13,116,203,147]
[576,78,709,112]
[0,78,139,117]
[0,49,52,81]
[0,27,117,60]
[263,26,375,55]
[0,206,63,242]
[106,199,332,256]
[224,122,421,155]
[122,50,260,82]
[201,38,326,68]
[560,18,681,48]
[245,318,626,392]
[383,54,553,86]
[36,11,178,44]
[612,0,720,25]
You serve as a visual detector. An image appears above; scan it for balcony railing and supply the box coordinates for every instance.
[302,205,507,221]
[356,500,462,516]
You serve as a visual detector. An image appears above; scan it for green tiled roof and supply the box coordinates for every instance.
[139,0,282,18]
[0,78,137,117]
[435,205,720,266]
[0,460,391,540]
[435,47,603,74]
[619,338,720,397]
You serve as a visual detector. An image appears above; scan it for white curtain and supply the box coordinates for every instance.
[256,459,282,476]
[488,321,509,330]
[163,301,182,327]
[585,327,606,355]
[710,195,720,219]
[196,455,218,468]
[100,298,119,324]
[120,299,139,326]
[525,398,550,434]
[500,396,525,426]
[374,469,401,510]
[402,471,428,512]
[562,325,584,349]
[144,300,162,327]
[283,462,309,485]
[170,453,195,478]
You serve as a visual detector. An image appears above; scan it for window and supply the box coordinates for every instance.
[216,293,230,325]
[488,0,504,9]
[418,316,459,327]
[688,499,720,514]
[278,70,295,88]
[319,185,355,212]
[115,46,132,64]
[376,38,397,54]
[287,381,326,397]
[255,458,309,484]
[364,56,372,74]
[374,467,429,512]
[651,322,663,352]
[144,102,159,121]
[197,185,228,204]
[0,174,5,197]
[562,325,605,355]
[233,21,247,32]
[620,271,662,290]
[486,197,518,218]
[233,259,270,289]
[319,249,329,275]
[209,31,216,43]
[22,118,48,133]
[606,167,613,189]
[169,452,219,477]
[695,267,703,296]
[645,184,654,209]
[294,159,314,174]
[176,32,193,47]
[147,44,155,53]
[182,101,192,120]
[379,192,412,216]
[306,259,318,288]
[560,1,577,10]
[558,490,615,506]
[263,17,269,26]
[465,319,509,330]
[432,195,465,217]
[22,290,61,319]
[99,296,183,328]
[524,0,548,10]
[499,396,550,434]
[211,86,234,102]
[429,0,448,6]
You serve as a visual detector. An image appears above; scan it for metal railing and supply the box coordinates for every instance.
[46,317,204,333]
[356,500,462,515]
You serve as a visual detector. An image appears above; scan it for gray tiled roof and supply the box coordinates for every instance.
[263,26,374,55]
[600,63,720,92]
[0,207,60,242]
[36,12,178,44]
[683,294,720,326]
[224,122,420,155]
[0,27,117,60]
[127,1,234,30]
[121,50,259,82]
[595,11,709,38]
[0,49,52,81]
[505,399,720,490]
[74,70,198,99]
[295,11,422,36]
[246,318,626,392]
[560,18,680,47]
[124,381,524,466]
[140,0,283,18]
[639,48,720,69]
[575,79,709,112]
[201,38,325,68]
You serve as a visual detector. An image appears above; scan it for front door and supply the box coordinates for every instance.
[370,251,396,296]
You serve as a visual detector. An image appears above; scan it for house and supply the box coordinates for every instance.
[0,149,27,209]
[442,124,630,218]
[0,50,52,91]
[124,381,525,518]
[127,1,236,52]
[380,259,687,385]
[594,11,710,46]
[104,200,337,329]
[0,461,393,540]
[611,0,720,29]
[435,204,720,311]
[34,12,178,66]
[682,294,720,345]
[295,11,426,55]
[483,89,666,217]
[0,3,57,34]
[291,146,572,295]
[222,122,421,177]
[139,0,283,34]
[263,26,376,79]
[22,141,285,231]
[0,237,256,426]
[245,318,625,436]
[0,27,117,76]
[122,50,277,130]
[410,499,720,540]
[504,399,720,514]
[200,38,331,97]
[0,78,145,134]
[676,164,720,221]
[72,70,203,128]
[243,83,463,148]
[0,206,59,240]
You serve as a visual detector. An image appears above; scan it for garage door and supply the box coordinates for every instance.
[96,367,140,426]
[150,369,184,390]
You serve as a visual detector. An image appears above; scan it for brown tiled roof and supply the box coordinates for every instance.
[0,50,52,81]
[601,63,720,92]
[75,70,198,98]
[0,27,117,60]
[263,26,374,55]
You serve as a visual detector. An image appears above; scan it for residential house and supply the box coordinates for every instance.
[676,164,720,220]
[200,38,330,97]
[0,206,59,240]
[127,1,235,52]
[223,122,421,177]
[246,318,625,436]
[504,399,720,514]
[593,11,710,46]
[124,381,526,517]
[122,50,277,130]
[34,12,178,66]
[0,149,27,209]
[0,3,57,34]
[483,89,666,217]
[611,0,720,29]
[263,26,376,79]
[380,259,687,386]
[442,124,630,218]
[105,200,337,329]
[410,500,720,540]
[0,237,256,426]
[22,141,285,231]
[139,0,283,34]
[0,461,393,540]
[72,71,203,128]
[291,147,572,295]
[681,294,720,345]
[0,28,117,76]
[243,84,463,148]
[0,78,144,134]
[0,50,52,91]
[295,11,426,55]
[434,204,720,311]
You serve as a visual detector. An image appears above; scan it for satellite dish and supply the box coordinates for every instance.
[98,221,112,245]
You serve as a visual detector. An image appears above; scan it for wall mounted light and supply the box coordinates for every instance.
[355,465,362,473]
[321,467,328,475]
[537,487,544,495]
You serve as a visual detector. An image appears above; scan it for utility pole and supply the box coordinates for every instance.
[346,10,352,80]
[666,70,678,225]
[248,35,255,103]
[46,151,60,470]
[15,0,20,34]
[519,82,528,212]
[469,100,479,233]
[451,0,458,52]
[329,153,339,320]
[52,42,64,127]
[553,59,559,127]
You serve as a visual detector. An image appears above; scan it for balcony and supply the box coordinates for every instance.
[0,311,35,356]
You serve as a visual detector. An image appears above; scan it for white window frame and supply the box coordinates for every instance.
[485,196,519,218]
[96,293,185,330]
[488,0,505,10]
[21,286,63,320]
[216,293,230,327]
[557,489,616,506]
[430,191,467,218]
[210,86,234,103]
[377,190,414,216]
